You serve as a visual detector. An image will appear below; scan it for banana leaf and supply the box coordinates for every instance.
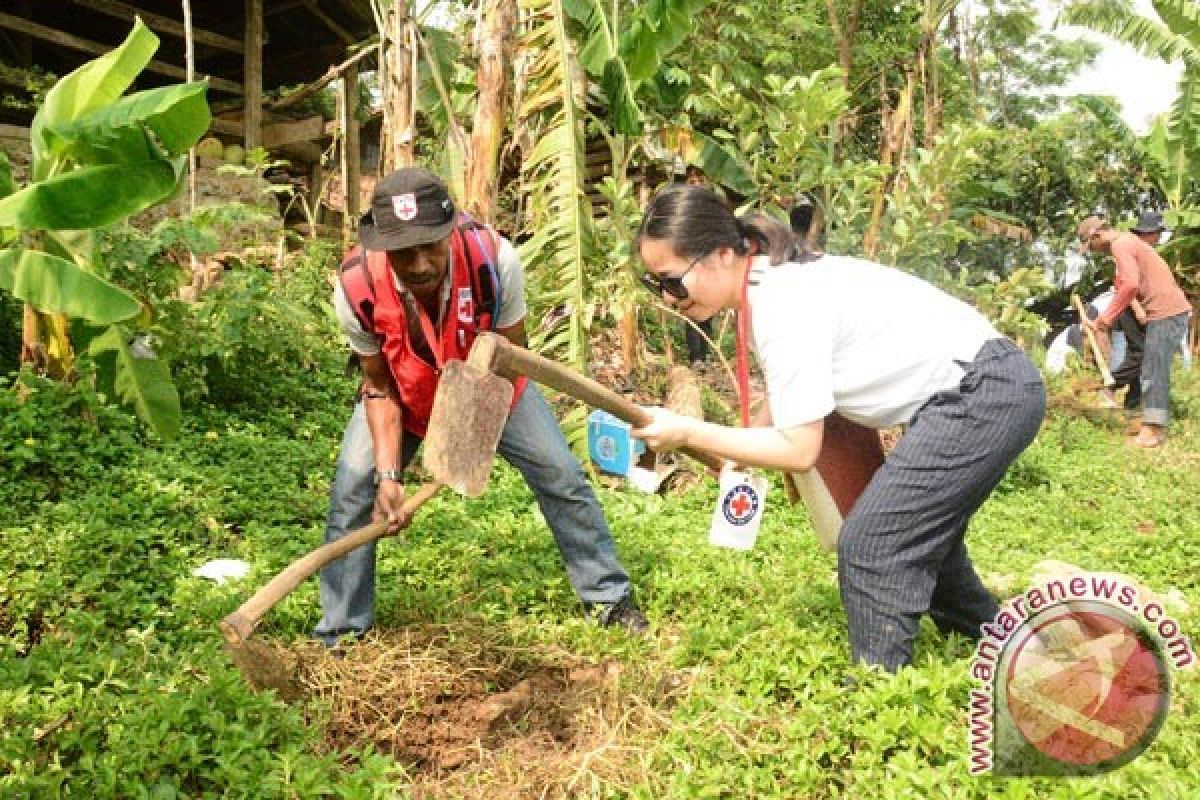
[88,324,181,440]
[31,18,159,180]
[0,160,181,231]
[0,247,141,324]
[0,152,12,199]
[44,81,210,165]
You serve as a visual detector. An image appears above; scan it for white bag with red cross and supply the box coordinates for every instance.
[708,465,768,550]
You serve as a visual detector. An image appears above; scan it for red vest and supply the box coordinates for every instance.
[339,215,527,436]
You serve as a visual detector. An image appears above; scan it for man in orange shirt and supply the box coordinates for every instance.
[1078,215,1192,447]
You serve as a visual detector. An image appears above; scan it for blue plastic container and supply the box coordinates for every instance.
[587,410,646,476]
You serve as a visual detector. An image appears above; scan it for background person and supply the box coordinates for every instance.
[316,167,647,646]
[1132,210,1191,372]
[1078,214,1192,447]
[630,185,1045,672]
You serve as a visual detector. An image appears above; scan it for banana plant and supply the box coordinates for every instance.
[516,0,592,371]
[1063,0,1200,286]
[0,19,210,439]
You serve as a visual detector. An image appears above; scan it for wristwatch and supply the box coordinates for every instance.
[374,468,403,486]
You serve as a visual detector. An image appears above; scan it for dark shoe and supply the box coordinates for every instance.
[588,595,649,634]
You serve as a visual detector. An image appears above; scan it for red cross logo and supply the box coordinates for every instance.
[730,492,752,517]
[722,484,759,526]
[392,192,418,221]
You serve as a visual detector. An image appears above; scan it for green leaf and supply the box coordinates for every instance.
[31,18,159,180]
[684,131,756,196]
[601,59,642,135]
[0,161,179,231]
[0,151,12,199]
[46,81,210,165]
[0,247,141,323]
[88,325,181,440]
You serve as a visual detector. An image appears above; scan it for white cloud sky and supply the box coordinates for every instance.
[1036,0,1182,132]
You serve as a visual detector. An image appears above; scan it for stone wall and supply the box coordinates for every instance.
[0,125,31,185]
[131,156,283,246]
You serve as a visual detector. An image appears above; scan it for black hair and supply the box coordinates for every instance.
[739,212,817,265]
[637,185,817,265]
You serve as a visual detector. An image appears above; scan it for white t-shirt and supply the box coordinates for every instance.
[333,236,527,355]
[747,255,1001,429]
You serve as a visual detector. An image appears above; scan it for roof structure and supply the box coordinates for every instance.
[1,1,376,92]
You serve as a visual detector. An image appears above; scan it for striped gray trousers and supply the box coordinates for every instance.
[837,339,1046,671]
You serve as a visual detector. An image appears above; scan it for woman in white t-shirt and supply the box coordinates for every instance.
[632,185,1046,672]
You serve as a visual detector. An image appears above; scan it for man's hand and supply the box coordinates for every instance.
[374,479,412,535]
[1083,316,1110,333]
[631,406,697,452]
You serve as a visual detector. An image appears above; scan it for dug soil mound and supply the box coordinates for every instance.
[277,623,681,797]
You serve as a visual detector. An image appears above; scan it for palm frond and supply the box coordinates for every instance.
[1159,66,1200,206]
[1152,0,1200,42]
[1061,1,1200,69]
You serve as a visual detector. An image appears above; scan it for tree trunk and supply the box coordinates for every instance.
[464,0,515,223]
[823,0,866,151]
[666,365,703,420]
[618,309,640,375]
[380,2,414,173]
[863,73,914,261]
[21,306,71,379]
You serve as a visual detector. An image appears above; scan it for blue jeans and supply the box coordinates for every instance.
[314,384,631,645]
[1141,312,1190,426]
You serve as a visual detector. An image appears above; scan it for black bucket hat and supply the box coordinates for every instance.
[1131,210,1166,235]
[358,167,457,251]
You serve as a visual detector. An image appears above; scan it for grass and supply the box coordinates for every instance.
[2,359,1198,798]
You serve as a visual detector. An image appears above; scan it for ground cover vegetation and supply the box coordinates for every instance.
[3,0,1200,796]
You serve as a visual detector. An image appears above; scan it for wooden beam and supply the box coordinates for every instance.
[71,0,243,53]
[269,44,377,111]
[208,117,243,136]
[266,0,308,17]
[13,0,31,66]
[303,1,356,45]
[342,60,361,220]
[0,12,242,93]
[0,124,31,140]
[243,0,263,149]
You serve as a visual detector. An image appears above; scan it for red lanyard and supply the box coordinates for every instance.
[734,257,753,427]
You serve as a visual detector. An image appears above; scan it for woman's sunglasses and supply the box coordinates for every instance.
[639,252,706,301]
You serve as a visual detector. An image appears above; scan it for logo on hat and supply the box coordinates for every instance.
[393,193,418,221]
[722,483,760,526]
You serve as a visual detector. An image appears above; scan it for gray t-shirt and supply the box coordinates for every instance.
[333,236,527,356]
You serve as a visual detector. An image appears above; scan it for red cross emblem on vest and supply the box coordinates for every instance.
[722,484,759,526]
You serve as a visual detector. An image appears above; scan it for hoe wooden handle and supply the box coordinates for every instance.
[480,333,725,472]
[219,482,443,644]
[1072,295,1115,387]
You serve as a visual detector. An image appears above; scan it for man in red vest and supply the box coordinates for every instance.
[315,167,646,645]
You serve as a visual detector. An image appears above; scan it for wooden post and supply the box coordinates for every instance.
[345,60,361,223]
[244,0,263,150]
[339,61,362,239]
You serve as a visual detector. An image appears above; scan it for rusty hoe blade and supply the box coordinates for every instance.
[423,336,515,496]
